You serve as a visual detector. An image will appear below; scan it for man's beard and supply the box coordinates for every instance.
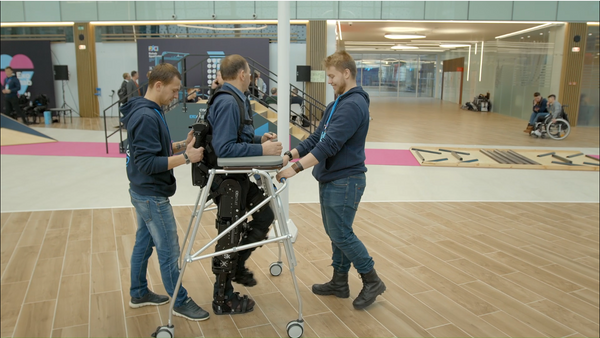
[335,82,346,95]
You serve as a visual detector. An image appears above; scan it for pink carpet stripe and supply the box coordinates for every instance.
[1,142,126,158]
[365,149,421,166]
[0,143,418,165]
[2,142,597,167]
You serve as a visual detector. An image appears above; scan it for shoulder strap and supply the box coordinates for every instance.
[207,89,251,140]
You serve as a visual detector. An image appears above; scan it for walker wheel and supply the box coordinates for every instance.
[269,262,283,276]
[287,320,304,338]
[152,325,174,338]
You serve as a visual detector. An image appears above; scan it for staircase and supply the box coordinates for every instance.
[250,100,309,149]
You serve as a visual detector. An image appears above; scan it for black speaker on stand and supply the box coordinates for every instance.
[296,65,311,93]
[53,65,76,114]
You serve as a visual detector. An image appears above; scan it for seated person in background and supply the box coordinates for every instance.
[264,87,277,105]
[532,94,562,136]
[525,92,548,133]
[186,88,200,103]
[290,87,304,106]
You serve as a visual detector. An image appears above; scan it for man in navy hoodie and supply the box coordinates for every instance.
[207,54,282,315]
[120,63,209,321]
[277,51,386,310]
[2,66,27,124]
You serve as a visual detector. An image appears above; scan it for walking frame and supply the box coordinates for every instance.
[153,156,304,338]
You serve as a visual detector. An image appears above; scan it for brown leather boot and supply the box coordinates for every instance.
[524,125,533,133]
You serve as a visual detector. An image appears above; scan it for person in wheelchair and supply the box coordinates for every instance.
[531,94,570,139]
[206,54,283,315]
[524,92,548,133]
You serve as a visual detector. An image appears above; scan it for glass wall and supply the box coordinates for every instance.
[350,53,437,98]
[492,25,561,120]
[578,25,599,126]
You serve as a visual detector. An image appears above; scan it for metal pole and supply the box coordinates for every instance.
[278,1,291,221]
[416,55,420,98]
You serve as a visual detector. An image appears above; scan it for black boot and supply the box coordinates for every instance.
[312,270,350,298]
[353,269,386,309]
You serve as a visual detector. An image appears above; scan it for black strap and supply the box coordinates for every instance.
[207,89,252,142]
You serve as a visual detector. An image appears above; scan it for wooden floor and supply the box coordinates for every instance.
[22,99,600,149]
[26,117,121,132]
[368,98,599,148]
[1,202,598,338]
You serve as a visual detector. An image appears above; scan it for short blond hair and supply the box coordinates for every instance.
[323,51,357,79]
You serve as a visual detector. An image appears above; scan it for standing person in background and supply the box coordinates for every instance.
[209,70,224,98]
[254,70,266,100]
[118,73,130,104]
[276,51,386,310]
[2,66,27,124]
[127,70,141,99]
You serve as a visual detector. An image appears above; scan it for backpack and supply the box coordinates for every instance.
[33,94,49,107]
[118,81,128,102]
[191,89,253,188]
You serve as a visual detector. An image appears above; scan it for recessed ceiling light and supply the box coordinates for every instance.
[439,44,470,48]
[385,34,426,39]
[391,45,419,49]
[540,32,543,35]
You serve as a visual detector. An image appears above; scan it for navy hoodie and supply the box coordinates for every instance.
[296,86,370,183]
[120,97,176,197]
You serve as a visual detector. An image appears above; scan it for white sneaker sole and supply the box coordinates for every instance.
[129,299,169,309]
[173,310,210,321]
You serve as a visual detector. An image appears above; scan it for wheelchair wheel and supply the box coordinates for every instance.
[547,119,570,140]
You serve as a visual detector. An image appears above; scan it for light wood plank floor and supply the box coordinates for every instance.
[23,98,600,148]
[1,202,598,338]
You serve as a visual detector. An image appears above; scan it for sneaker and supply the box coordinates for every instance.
[173,297,210,321]
[129,290,169,308]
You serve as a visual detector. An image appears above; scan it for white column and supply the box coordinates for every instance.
[549,24,566,97]
[326,20,337,104]
[277,1,291,220]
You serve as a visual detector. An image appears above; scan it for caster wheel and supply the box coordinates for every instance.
[286,320,304,338]
[152,326,174,338]
[269,262,283,276]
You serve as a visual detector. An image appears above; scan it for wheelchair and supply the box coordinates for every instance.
[530,106,571,140]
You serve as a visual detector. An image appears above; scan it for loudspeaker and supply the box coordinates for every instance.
[296,65,311,82]
[54,65,69,81]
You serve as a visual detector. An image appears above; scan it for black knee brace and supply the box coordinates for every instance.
[212,178,245,304]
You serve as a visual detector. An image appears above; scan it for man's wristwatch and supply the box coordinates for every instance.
[291,161,304,173]
[183,152,191,165]
[284,150,293,160]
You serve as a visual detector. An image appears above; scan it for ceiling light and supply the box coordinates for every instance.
[495,23,555,39]
[439,44,470,48]
[406,43,442,46]
[385,34,426,39]
[587,22,599,26]
[337,20,343,41]
[391,45,419,49]
[0,21,74,27]
[178,24,267,31]
[90,20,308,26]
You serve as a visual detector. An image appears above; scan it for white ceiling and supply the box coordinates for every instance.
[340,21,548,53]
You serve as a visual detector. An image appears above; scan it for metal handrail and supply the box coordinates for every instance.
[105,54,328,153]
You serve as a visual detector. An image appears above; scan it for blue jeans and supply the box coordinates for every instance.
[129,189,188,307]
[529,112,549,125]
[319,173,374,274]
